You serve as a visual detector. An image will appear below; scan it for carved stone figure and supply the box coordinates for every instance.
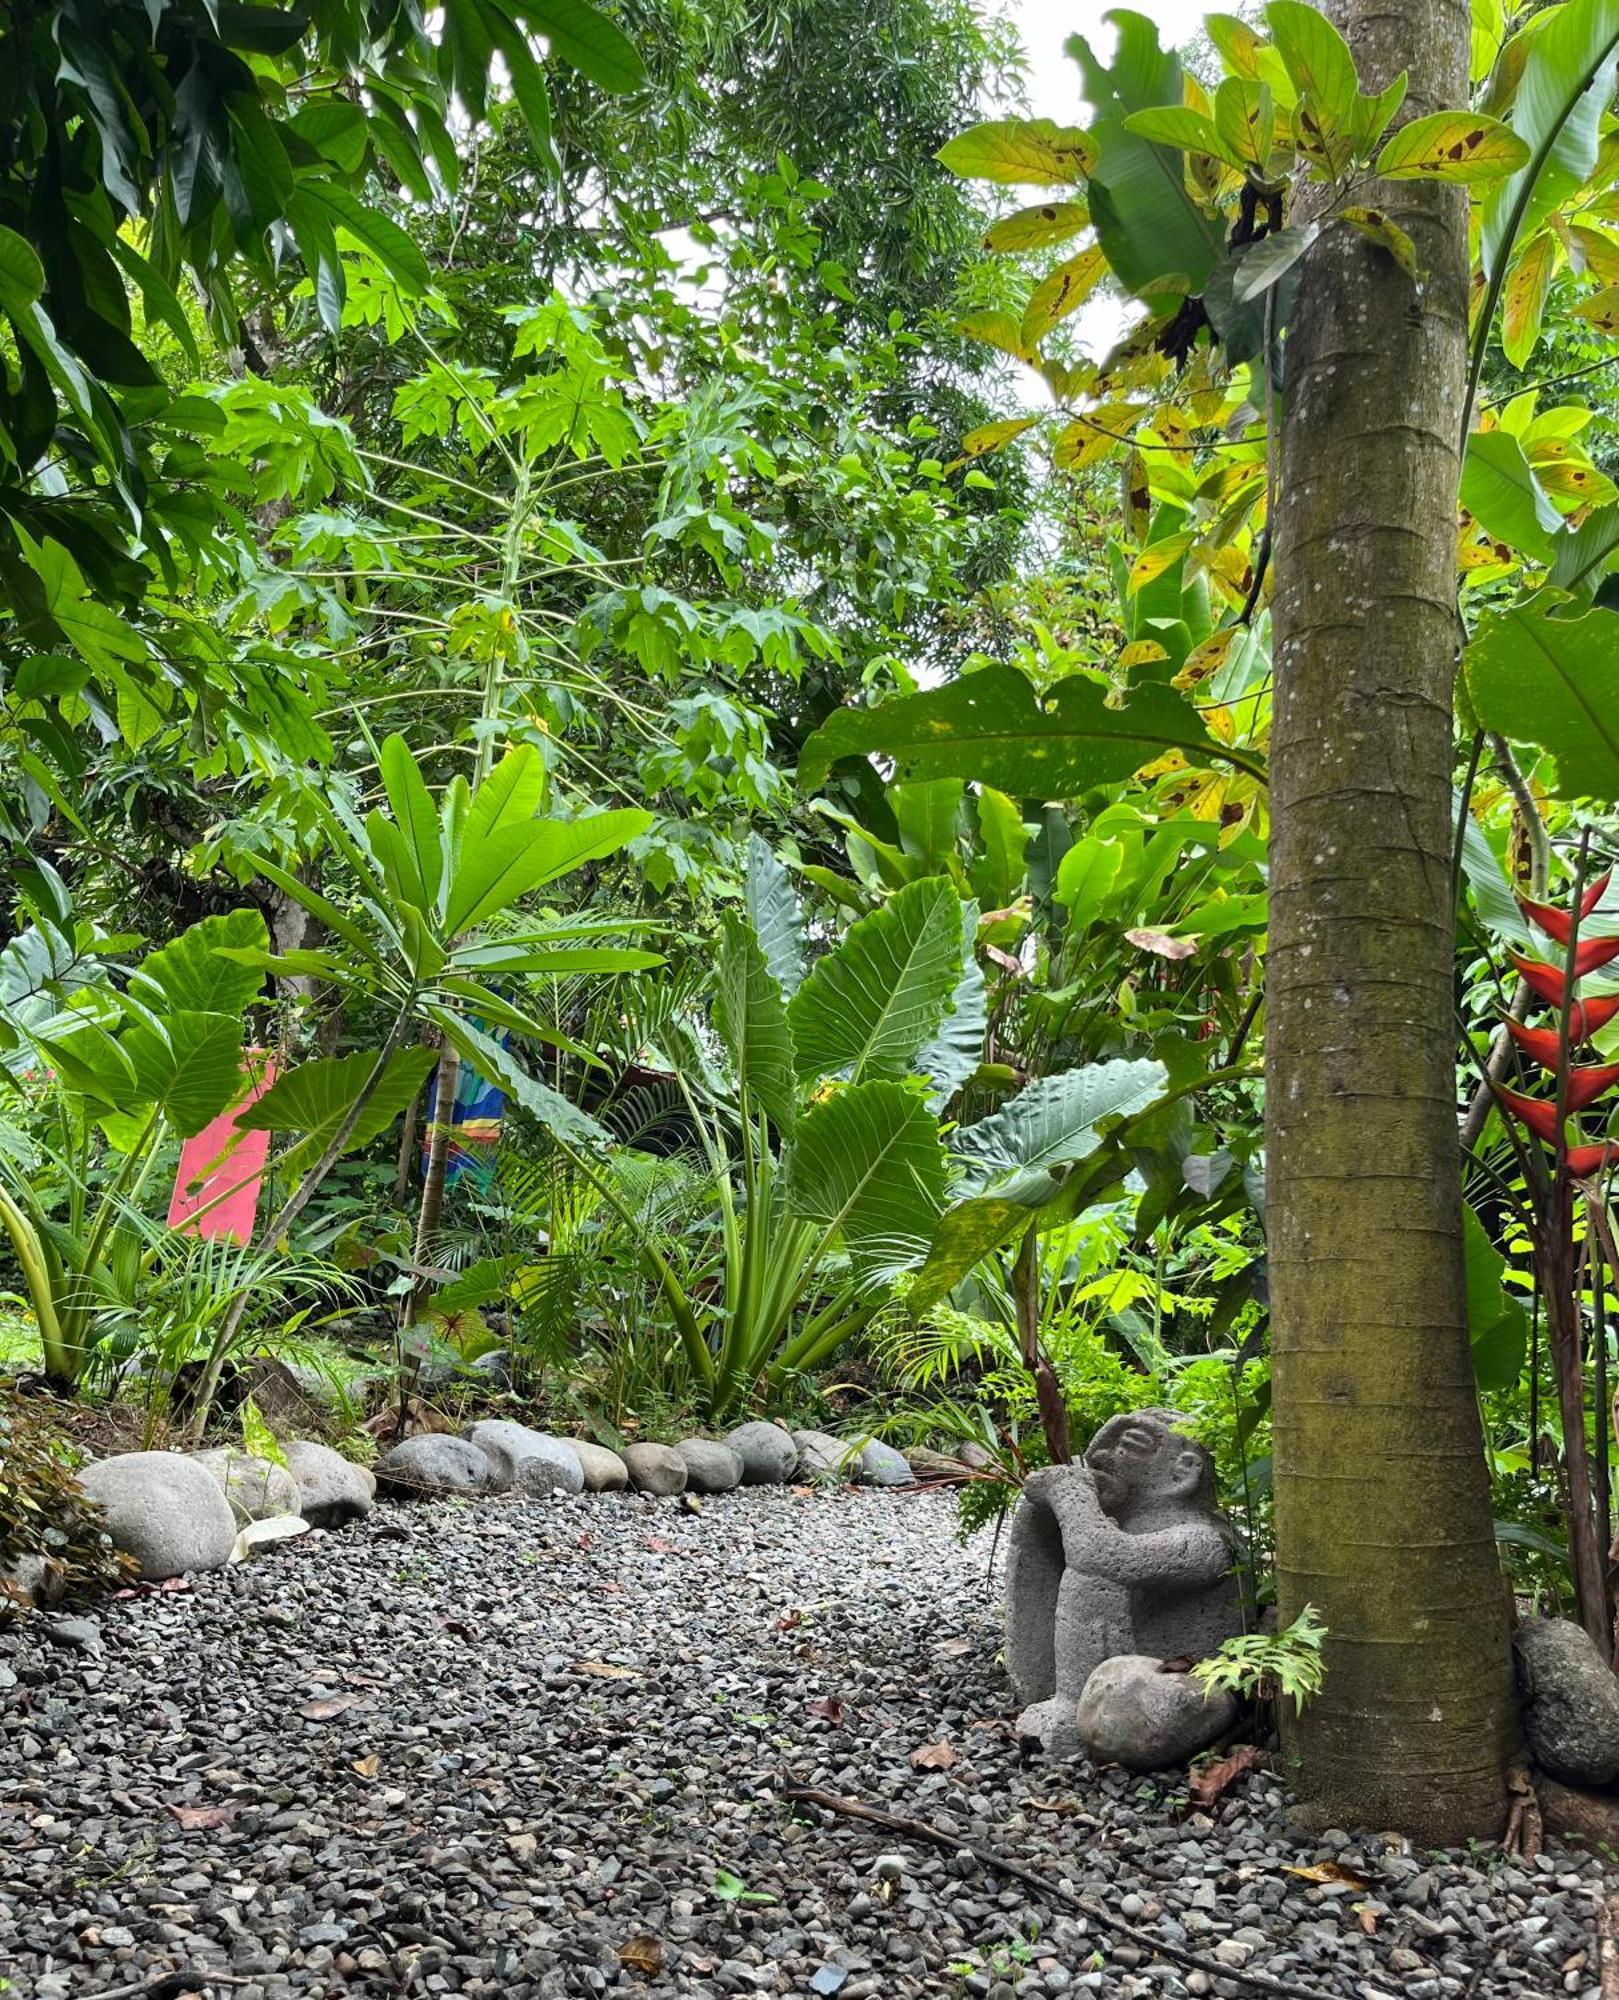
[1005,1408,1242,1758]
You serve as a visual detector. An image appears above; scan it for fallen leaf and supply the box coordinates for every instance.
[434,1616,476,1639]
[1356,1904,1379,1934]
[934,1637,972,1657]
[910,1739,957,1770]
[806,1696,846,1724]
[1189,1743,1264,1807]
[569,1660,640,1679]
[1284,1861,1372,1890]
[775,1610,803,1632]
[643,1537,674,1553]
[351,1754,380,1779]
[299,1693,364,1721]
[1022,1795,1080,1815]
[167,1801,243,1830]
[1126,927,1197,960]
[618,1935,665,1976]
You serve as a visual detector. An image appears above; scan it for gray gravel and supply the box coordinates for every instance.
[0,1486,1611,1999]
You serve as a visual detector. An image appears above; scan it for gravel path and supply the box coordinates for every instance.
[0,1485,1610,2000]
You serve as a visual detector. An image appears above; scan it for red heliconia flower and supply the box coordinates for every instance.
[1565,1063,1619,1111]
[1504,1020,1566,1070]
[1495,1085,1562,1145]
[1566,1141,1619,1178]
[1510,947,1619,1006]
[1574,994,1619,1038]
[1506,1001,1619,1065]
[1521,874,1615,941]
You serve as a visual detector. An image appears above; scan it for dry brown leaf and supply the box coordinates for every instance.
[569,1660,639,1680]
[806,1696,846,1724]
[351,1754,380,1779]
[934,1638,972,1657]
[1355,1904,1379,1935]
[618,1935,665,1977]
[1284,1861,1371,1890]
[643,1537,675,1553]
[775,1610,803,1632]
[1189,1743,1264,1807]
[299,1693,363,1721]
[1125,927,1197,961]
[167,1801,243,1830]
[910,1739,957,1770]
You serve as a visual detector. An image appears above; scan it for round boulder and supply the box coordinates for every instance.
[283,1441,376,1530]
[792,1429,855,1483]
[191,1447,301,1523]
[375,1434,490,1499]
[906,1446,969,1479]
[623,1442,688,1496]
[857,1439,914,1487]
[676,1439,743,1494]
[1516,1618,1619,1786]
[76,1452,237,1581]
[724,1420,798,1485]
[571,1441,629,1493]
[1076,1655,1237,1772]
[465,1420,583,1496]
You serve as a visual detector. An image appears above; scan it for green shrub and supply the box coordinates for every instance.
[0,1396,133,1614]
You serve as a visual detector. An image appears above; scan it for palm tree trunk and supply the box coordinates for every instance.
[1266,0,1519,1841]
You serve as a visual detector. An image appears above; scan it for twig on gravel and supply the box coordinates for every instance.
[90,1973,251,1999]
[782,1780,1361,2000]
[1598,1890,1619,2000]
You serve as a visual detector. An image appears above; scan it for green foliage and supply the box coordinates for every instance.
[0,1396,133,1612]
[1191,1604,1329,1714]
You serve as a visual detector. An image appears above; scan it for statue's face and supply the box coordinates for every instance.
[1084,1411,1207,1518]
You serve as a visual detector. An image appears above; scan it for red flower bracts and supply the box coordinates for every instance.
[1495,877,1619,1178]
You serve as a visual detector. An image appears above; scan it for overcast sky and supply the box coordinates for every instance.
[1009,0,1208,118]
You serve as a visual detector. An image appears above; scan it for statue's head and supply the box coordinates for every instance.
[1082,1408,1216,1521]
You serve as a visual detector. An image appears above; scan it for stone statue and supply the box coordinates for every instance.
[1005,1408,1242,1758]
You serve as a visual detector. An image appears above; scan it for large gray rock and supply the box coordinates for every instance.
[1516,1618,1619,1786]
[191,1447,301,1523]
[571,1441,629,1493]
[677,1439,743,1494]
[1077,1655,1237,1771]
[1005,1410,1242,1758]
[724,1421,798,1485]
[907,1446,970,1479]
[792,1429,856,1482]
[464,1421,583,1496]
[76,1453,237,1581]
[623,1442,688,1496]
[857,1439,914,1487]
[375,1435,490,1498]
[283,1441,375,1530]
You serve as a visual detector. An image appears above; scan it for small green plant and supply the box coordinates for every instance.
[712,1866,775,1906]
[1191,1604,1328,1714]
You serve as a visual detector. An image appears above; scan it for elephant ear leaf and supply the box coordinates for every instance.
[714,913,797,1131]
[128,910,269,1016]
[784,1080,948,1268]
[237,1047,439,1175]
[952,1058,1170,1203]
[916,902,986,1111]
[744,834,804,999]
[788,877,964,1087]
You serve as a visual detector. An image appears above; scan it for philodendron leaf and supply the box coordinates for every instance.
[788,877,963,1087]
[936,118,1097,185]
[714,913,797,1131]
[783,1079,948,1268]
[798,666,1264,797]
[238,1046,439,1174]
[121,1011,246,1137]
[128,910,269,1017]
[1376,110,1530,182]
[1463,593,1619,799]
[951,1057,1170,1202]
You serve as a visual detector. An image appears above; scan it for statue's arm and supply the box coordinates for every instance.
[1047,1474,1229,1588]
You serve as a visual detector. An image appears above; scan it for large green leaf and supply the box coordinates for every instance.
[910,1196,1044,1307]
[783,1080,948,1265]
[916,902,986,1110]
[524,0,647,92]
[435,1012,612,1150]
[128,911,269,1017]
[1067,10,1226,306]
[1460,429,1563,562]
[120,1011,245,1137]
[1463,1203,1529,1393]
[788,877,964,1086]
[744,834,805,999]
[1550,504,1619,597]
[799,666,1262,796]
[1481,0,1619,280]
[443,808,650,933]
[952,1057,1169,1202]
[238,1047,439,1173]
[714,913,797,1131]
[378,734,444,917]
[1464,595,1619,798]
[464,745,549,849]
[1457,803,1530,945]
